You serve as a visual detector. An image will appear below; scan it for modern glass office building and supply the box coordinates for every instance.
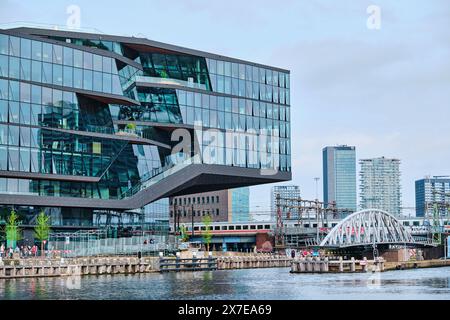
[0,27,291,239]
[359,157,401,216]
[322,145,357,212]
[415,177,450,217]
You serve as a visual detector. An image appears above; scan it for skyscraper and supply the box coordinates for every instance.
[359,157,401,215]
[415,176,450,217]
[271,185,301,221]
[322,145,357,212]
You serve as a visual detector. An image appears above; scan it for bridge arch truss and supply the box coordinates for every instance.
[319,209,416,248]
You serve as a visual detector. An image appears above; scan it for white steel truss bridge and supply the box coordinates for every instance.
[319,209,418,248]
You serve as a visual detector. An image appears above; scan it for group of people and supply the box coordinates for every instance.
[0,244,39,259]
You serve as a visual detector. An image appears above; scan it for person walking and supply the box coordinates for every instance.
[31,245,37,257]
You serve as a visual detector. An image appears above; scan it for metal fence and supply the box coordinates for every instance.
[48,230,176,257]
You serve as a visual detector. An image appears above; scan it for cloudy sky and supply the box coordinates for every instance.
[1,0,449,217]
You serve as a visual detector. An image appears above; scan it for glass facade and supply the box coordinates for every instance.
[230,187,250,222]
[0,34,122,95]
[0,28,291,236]
[415,178,450,217]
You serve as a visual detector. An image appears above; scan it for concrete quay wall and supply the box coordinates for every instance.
[0,256,159,279]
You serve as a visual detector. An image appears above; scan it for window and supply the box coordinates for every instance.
[42,43,52,63]
[0,101,7,123]
[102,57,112,73]
[53,64,63,85]
[19,59,31,82]
[52,45,63,64]
[42,63,52,84]
[0,54,7,77]
[31,60,41,82]
[9,37,20,57]
[93,71,102,92]
[19,148,30,171]
[9,102,20,123]
[63,47,73,66]
[73,50,83,68]
[8,147,19,171]
[19,103,31,125]
[9,56,20,79]
[0,35,8,55]
[83,69,93,90]
[31,41,41,61]
[83,52,93,69]
[93,55,102,72]
[20,82,31,103]
[0,123,6,143]
[0,146,6,170]
[102,73,111,93]
[31,104,41,126]
[63,66,73,87]
[92,142,101,154]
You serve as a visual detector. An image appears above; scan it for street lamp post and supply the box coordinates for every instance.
[191,204,195,238]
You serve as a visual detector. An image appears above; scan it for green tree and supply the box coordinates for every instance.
[179,225,189,242]
[34,211,51,257]
[126,123,136,131]
[5,209,22,249]
[159,70,168,78]
[201,215,212,252]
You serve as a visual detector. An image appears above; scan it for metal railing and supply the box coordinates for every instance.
[119,153,200,199]
[48,230,175,257]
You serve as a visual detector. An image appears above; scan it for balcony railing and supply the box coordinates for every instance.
[133,76,208,91]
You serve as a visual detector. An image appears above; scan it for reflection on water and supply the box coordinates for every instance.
[1,267,450,300]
